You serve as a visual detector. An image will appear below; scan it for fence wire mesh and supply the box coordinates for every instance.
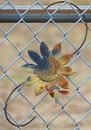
[0,0,91,130]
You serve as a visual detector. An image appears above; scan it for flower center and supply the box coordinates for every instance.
[36,57,61,82]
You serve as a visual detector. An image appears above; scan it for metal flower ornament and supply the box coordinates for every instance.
[22,1,88,101]
[22,42,75,101]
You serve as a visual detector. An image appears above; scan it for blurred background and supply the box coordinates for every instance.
[0,0,91,130]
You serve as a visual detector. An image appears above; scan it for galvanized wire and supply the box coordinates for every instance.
[0,0,91,130]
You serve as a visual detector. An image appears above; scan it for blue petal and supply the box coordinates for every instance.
[40,41,49,58]
[22,64,37,69]
[28,50,42,65]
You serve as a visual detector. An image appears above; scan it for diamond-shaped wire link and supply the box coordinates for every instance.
[0,0,91,130]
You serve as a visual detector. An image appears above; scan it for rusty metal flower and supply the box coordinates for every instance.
[22,42,75,100]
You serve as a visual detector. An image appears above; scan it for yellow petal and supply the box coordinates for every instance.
[59,54,73,66]
[61,67,75,76]
[56,76,69,89]
[25,75,38,86]
[22,66,34,73]
[35,85,42,96]
[34,80,49,96]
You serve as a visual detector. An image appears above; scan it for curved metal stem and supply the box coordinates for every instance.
[4,82,36,127]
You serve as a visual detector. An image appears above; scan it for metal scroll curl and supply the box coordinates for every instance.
[4,81,36,128]
[45,1,88,55]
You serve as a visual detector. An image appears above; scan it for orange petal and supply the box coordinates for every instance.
[56,76,69,89]
[54,43,62,52]
[59,90,70,96]
[49,91,58,103]
[49,92,55,97]
[59,54,73,66]
[61,67,75,76]
[50,43,62,57]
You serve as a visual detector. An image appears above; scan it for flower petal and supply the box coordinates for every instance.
[35,85,42,96]
[59,54,73,66]
[49,90,58,97]
[53,90,58,103]
[24,75,38,86]
[61,67,75,76]
[49,92,54,97]
[50,43,61,57]
[56,76,69,89]
[49,91,58,103]
[35,79,49,95]
[45,89,58,102]
[22,64,37,72]
[28,50,42,65]
[40,41,49,58]
[59,90,70,96]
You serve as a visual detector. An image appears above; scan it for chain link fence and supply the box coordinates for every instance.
[0,0,91,130]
